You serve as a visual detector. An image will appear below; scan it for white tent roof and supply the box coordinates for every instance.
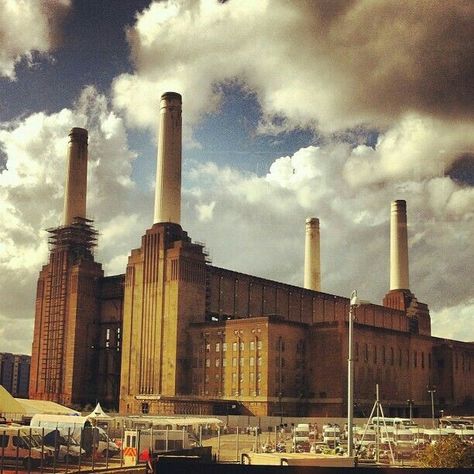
[16,399,80,416]
[1,385,80,417]
[136,416,223,426]
[0,385,25,415]
[87,402,110,419]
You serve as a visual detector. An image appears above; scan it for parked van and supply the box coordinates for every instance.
[30,414,119,457]
[322,424,340,448]
[0,425,53,469]
[371,417,417,429]
[292,424,311,452]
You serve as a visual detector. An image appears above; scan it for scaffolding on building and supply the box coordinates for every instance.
[47,217,98,260]
[39,217,98,400]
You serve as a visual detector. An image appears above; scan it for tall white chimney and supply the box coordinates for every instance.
[154,92,182,224]
[390,200,410,290]
[63,127,88,226]
[304,217,321,291]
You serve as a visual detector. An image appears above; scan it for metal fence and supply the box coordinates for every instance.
[1,418,473,472]
[0,424,124,474]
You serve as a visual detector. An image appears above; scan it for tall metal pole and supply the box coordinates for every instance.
[347,298,355,457]
[407,399,413,421]
[375,384,380,464]
[347,290,370,459]
[428,388,436,428]
[278,335,283,425]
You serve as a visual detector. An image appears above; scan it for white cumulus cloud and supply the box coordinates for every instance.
[182,144,474,342]
[0,86,142,353]
[0,0,70,79]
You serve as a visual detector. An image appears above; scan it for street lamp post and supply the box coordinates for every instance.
[347,291,356,458]
[406,399,414,421]
[347,290,371,458]
[427,386,436,428]
[278,335,283,425]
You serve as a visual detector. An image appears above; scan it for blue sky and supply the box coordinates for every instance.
[0,0,473,353]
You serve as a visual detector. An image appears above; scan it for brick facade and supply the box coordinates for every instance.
[30,222,474,416]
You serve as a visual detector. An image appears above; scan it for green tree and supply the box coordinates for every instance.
[417,434,474,468]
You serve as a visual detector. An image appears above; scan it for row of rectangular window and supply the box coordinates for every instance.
[201,341,264,353]
[193,388,262,396]
[199,339,306,353]
[355,344,433,369]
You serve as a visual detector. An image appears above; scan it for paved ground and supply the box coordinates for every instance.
[201,432,291,463]
[200,432,422,467]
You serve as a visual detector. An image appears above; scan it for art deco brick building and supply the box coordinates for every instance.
[30,92,474,417]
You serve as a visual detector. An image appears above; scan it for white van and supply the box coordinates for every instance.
[0,425,53,469]
[322,424,340,447]
[292,424,311,452]
[30,414,119,457]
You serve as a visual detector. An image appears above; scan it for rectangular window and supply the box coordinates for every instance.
[223,359,227,367]
[257,357,262,366]
[421,352,425,369]
[250,341,255,350]
[232,357,237,367]
[215,358,220,367]
[233,342,237,352]
[206,358,210,368]
[240,342,245,351]
[414,351,417,368]
[240,357,244,366]
[257,341,262,350]
[206,343,210,352]
[222,343,227,352]
[250,356,254,366]
[215,342,220,352]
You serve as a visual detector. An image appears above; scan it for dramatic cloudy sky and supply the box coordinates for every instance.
[0,0,473,354]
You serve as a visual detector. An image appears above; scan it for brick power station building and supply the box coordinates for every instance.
[29,93,474,418]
